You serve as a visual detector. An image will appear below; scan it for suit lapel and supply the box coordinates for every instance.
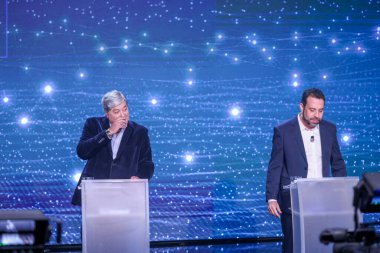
[292,117,307,163]
[114,123,133,160]
[319,121,328,177]
[100,117,113,157]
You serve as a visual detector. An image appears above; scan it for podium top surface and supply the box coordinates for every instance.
[81,179,148,184]
[290,176,358,186]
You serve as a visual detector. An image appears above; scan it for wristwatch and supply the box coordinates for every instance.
[105,129,112,139]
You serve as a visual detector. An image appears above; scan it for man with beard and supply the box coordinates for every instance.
[71,90,154,206]
[266,88,347,253]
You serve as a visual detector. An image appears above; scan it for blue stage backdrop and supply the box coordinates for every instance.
[0,0,379,244]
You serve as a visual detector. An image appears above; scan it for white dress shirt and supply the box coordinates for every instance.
[111,127,126,160]
[297,114,322,178]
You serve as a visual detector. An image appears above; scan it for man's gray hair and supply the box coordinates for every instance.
[101,90,128,113]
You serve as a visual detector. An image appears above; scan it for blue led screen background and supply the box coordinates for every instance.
[0,0,379,244]
[0,0,6,57]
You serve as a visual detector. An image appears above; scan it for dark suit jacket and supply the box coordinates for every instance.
[71,117,154,206]
[266,116,346,213]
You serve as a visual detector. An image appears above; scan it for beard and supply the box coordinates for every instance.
[302,111,321,128]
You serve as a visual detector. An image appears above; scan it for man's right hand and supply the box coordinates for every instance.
[268,200,282,218]
[109,118,128,135]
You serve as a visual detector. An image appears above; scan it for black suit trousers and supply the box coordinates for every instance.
[281,212,293,253]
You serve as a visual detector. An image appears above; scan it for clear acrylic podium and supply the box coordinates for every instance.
[290,177,360,253]
[81,179,149,253]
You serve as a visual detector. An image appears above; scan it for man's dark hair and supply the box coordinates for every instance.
[301,88,325,106]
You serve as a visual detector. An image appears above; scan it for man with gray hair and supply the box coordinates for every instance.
[71,90,155,205]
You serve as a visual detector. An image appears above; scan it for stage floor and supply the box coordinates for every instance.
[50,242,282,252]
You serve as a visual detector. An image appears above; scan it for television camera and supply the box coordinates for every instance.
[320,172,380,253]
